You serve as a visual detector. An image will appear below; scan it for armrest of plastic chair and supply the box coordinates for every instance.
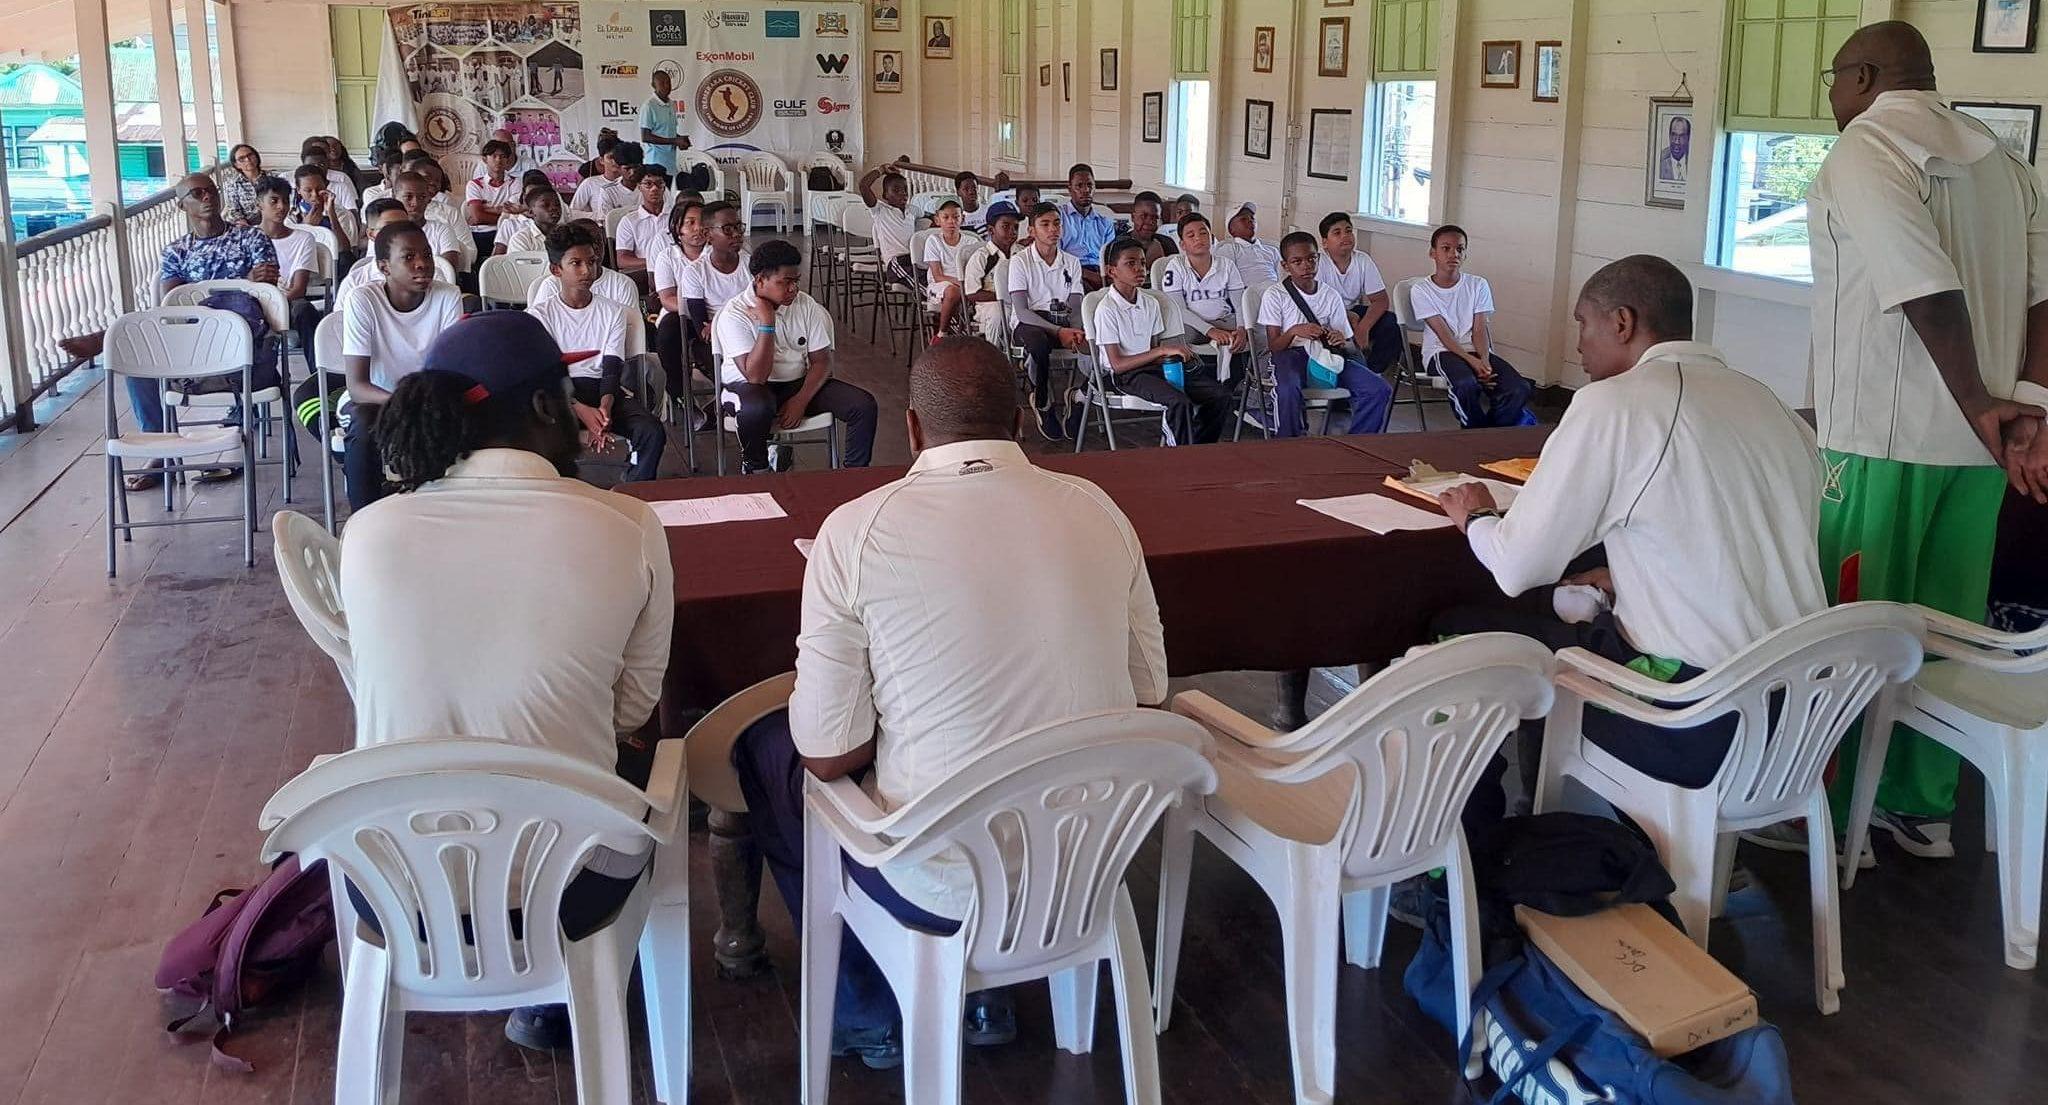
[1169,690,1311,777]
[1920,607,2048,671]
[642,737,688,844]
[1551,670,1741,729]
[684,671,796,813]
[803,774,907,868]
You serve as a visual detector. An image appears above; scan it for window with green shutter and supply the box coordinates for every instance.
[999,0,1024,161]
[1374,0,1439,81]
[1724,0,1860,136]
[1173,0,1211,78]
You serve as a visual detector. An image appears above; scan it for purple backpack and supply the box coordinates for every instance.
[154,855,334,1071]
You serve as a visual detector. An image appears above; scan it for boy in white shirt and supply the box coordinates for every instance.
[526,222,665,482]
[338,221,465,508]
[1094,237,1235,445]
[1411,224,1534,428]
[464,138,524,235]
[493,184,563,255]
[360,148,405,214]
[1126,192,1179,268]
[1008,202,1089,441]
[613,165,671,271]
[254,176,322,370]
[291,163,360,273]
[713,241,878,474]
[1159,212,1250,383]
[1256,232,1392,436]
[394,171,463,274]
[1317,212,1403,374]
[962,203,1020,345]
[1214,202,1281,284]
[683,201,753,351]
[857,162,919,287]
[952,171,986,232]
[570,140,639,215]
[922,200,972,339]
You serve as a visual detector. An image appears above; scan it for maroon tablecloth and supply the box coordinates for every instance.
[620,427,1554,719]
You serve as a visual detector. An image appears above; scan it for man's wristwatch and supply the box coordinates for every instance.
[1465,507,1503,521]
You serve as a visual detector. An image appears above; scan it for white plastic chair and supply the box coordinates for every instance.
[479,250,550,308]
[297,222,342,264]
[708,325,840,475]
[1390,276,1450,429]
[676,149,726,198]
[1533,602,1926,1014]
[604,204,633,247]
[1074,287,1169,453]
[797,154,849,233]
[258,737,692,1105]
[801,709,1218,1105]
[738,153,795,233]
[103,306,257,575]
[310,312,346,533]
[1154,634,1555,1103]
[1844,608,2048,969]
[160,280,299,495]
[273,509,350,695]
[305,239,338,313]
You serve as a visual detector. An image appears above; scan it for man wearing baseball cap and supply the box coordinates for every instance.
[339,311,676,1053]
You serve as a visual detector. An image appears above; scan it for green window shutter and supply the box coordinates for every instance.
[1173,0,1211,78]
[1725,0,1860,135]
[1374,0,1440,81]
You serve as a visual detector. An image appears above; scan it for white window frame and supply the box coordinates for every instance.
[1709,128,1836,284]
[1164,79,1211,192]
[1360,78,1436,226]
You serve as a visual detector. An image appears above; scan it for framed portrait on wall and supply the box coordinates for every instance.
[1307,108,1353,181]
[1974,0,2039,53]
[870,1,899,34]
[1481,41,1521,89]
[1245,99,1274,160]
[1645,98,1693,208]
[923,18,953,59]
[1101,48,1119,90]
[1954,101,2041,162]
[1142,91,1164,143]
[1062,62,1072,103]
[1318,18,1350,78]
[1039,63,1052,88]
[1254,26,1277,74]
[873,52,903,94]
[1533,41,1562,103]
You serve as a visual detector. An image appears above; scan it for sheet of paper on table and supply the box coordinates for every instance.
[1297,493,1454,534]
[1384,473,1523,512]
[794,538,814,558]
[648,492,788,527]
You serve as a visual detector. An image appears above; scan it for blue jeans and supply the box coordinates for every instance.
[127,378,164,433]
[1432,352,1534,429]
[1269,346,1393,437]
[734,711,960,1034]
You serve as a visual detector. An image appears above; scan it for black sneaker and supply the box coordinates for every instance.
[963,989,1017,1047]
[1871,808,1954,858]
[505,1004,571,1051]
[1034,403,1067,442]
[1063,402,1090,441]
[830,1024,904,1070]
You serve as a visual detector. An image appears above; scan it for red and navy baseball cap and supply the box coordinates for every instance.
[420,311,580,407]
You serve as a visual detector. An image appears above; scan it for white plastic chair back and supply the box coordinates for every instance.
[479,251,549,306]
[604,205,632,242]
[314,311,344,376]
[259,740,656,1008]
[740,152,789,191]
[161,279,292,335]
[104,306,253,381]
[273,509,350,692]
[439,152,481,191]
[676,150,724,193]
[839,203,875,243]
[796,153,846,188]
[1148,256,1173,293]
[434,254,458,285]
[297,222,342,260]
[814,710,1216,978]
[308,240,336,283]
[953,233,986,269]
[1242,282,1274,361]
[1391,276,1424,332]
[1281,635,1555,884]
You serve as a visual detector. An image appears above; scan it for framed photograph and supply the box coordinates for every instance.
[1253,26,1277,74]
[1954,100,2042,163]
[1974,0,2039,53]
[1318,18,1350,78]
[1482,41,1521,89]
[1533,41,1562,103]
[1645,98,1693,209]
[1307,108,1353,181]
[869,1,899,34]
[1142,91,1164,144]
[1100,48,1119,90]
[922,18,953,60]
[1038,63,1052,88]
[1245,99,1274,160]
[872,51,903,94]
[1325,0,1354,6]
[1062,62,1072,103]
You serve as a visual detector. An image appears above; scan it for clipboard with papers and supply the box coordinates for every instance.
[1381,462,1524,512]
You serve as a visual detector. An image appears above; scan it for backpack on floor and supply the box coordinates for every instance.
[154,855,334,1072]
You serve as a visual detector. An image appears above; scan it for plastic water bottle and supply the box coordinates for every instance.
[1161,355,1186,391]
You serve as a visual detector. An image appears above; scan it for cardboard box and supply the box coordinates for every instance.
[1515,903,1758,1057]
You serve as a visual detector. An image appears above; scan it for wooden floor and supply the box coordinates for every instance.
[2,296,2045,1105]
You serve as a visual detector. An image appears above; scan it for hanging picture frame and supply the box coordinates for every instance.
[872,51,903,94]
[1645,97,1693,209]
[1974,0,2040,53]
[1954,101,2041,163]
[922,18,953,60]
[1482,41,1521,89]
[1038,63,1052,88]
[1533,41,1563,103]
[1245,99,1274,160]
[1062,62,1072,103]
[1253,26,1277,74]
[1100,48,1119,91]
[1307,108,1353,180]
[1318,18,1350,78]
[869,0,899,33]
[1142,91,1164,143]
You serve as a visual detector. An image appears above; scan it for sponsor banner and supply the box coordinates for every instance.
[590,1,865,165]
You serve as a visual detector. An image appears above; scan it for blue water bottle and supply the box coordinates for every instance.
[1161,355,1186,391]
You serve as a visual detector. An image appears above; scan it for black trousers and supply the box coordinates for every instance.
[1107,362,1234,445]
[1013,323,1071,411]
[1348,307,1406,375]
[725,378,878,471]
[290,298,323,374]
[655,313,709,405]
[342,404,384,511]
[571,378,666,482]
[1431,351,1534,429]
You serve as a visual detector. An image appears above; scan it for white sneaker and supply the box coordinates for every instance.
[1738,820,1876,869]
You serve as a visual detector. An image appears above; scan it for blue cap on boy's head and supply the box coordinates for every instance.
[984,201,1020,223]
[421,311,571,407]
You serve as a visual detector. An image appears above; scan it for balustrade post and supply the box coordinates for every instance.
[108,199,138,314]
[0,124,34,430]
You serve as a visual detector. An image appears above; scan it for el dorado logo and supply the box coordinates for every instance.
[814,11,849,37]
[595,10,634,38]
[598,63,640,78]
[815,53,850,76]
[695,69,764,138]
[764,10,799,38]
[648,9,687,46]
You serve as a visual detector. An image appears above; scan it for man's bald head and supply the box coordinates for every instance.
[908,337,1020,446]
[174,172,213,198]
[1828,21,1936,128]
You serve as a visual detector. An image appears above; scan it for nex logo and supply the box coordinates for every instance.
[815,53,849,74]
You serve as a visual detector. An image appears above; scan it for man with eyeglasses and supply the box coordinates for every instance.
[1786,21,2048,861]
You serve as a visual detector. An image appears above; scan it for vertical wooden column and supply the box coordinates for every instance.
[74,0,125,210]
[184,0,220,165]
[148,0,191,175]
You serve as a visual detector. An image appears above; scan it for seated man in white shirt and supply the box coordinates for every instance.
[492,182,564,255]
[961,202,1021,344]
[393,170,463,275]
[713,240,878,474]
[338,222,466,508]
[734,336,1170,1068]
[1316,212,1405,376]
[613,165,671,271]
[570,139,640,215]
[1095,236,1235,445]
[1008,202,1090,441]
[1213,201,1281,284]
[1159,212,1250,386]
[1258,232,1393,436]
[1413,224,1536,428]
[527,222,666,482]
[342,309,674,1054]
[1432,255,1826,824]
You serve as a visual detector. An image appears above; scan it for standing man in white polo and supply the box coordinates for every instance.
[1805,21,2048,855]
